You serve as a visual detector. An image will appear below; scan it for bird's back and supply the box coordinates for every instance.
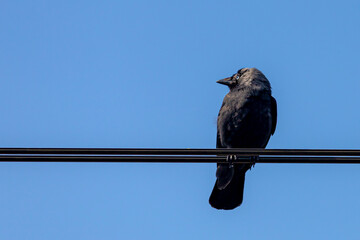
[217,87,273,149]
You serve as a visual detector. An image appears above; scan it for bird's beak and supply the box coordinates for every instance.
[216,77,232,86]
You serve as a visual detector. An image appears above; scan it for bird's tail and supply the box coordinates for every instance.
[209,164,249,210]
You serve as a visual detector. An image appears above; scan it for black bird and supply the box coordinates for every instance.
[209,68,277,210]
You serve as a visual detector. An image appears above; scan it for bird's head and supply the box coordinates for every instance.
[217,68,271,91]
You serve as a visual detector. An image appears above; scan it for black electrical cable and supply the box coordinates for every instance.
[1,151,360,164]
[1,148,360,156]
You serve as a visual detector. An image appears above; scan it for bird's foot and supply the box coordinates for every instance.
[249,156,258,170]
[226,155,237,168]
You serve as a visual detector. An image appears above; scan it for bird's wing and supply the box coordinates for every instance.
[270,96,277,135]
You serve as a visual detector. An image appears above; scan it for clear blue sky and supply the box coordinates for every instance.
[1,0,360,239]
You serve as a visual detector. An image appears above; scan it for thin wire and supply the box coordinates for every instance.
[1,148,360,163]
[1,155,360,163]
[1,148,360,156]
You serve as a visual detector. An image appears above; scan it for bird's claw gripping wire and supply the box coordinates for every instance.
[225,155,258,170]
[226,155,237,168]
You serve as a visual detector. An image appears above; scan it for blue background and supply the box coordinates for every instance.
[1,0,360,239]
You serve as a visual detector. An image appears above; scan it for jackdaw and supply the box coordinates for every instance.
[209,68,277,210]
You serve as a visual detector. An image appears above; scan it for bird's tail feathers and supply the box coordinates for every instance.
[209,165,248,210]
[216,164,235,190]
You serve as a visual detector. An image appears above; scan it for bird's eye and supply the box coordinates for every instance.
[235,75,240,80]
